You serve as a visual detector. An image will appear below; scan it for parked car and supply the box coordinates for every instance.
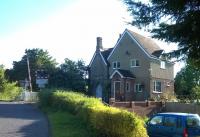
[146,112,200,137]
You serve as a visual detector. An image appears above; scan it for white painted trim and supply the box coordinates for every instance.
[153,80,162,93]
[130,59,140,67]
[100,52,107,66]
[110,70,124,79]
[134,83,143,92]
[88,52,107,67]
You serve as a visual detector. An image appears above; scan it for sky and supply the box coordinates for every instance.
[0,0,184,76]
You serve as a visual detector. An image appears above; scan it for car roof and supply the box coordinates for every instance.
[156,112,199,117]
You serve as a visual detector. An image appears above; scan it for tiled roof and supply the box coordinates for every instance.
[117,69,135,78]
[101,48,113,63]
[127,29,163,57]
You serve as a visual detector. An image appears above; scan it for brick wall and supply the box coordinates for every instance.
[109,98,163,117]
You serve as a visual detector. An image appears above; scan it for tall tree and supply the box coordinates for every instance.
[123,0,200,67]
[6,48,57,90]
[48,58,87,92]
[175,60,200,99]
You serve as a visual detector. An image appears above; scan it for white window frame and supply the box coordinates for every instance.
[131,59,140,67]
[134,83,143,92]
[126,82,130,92]
[160,61,166,69]
[113,61,120,69]
[153,81,162,93]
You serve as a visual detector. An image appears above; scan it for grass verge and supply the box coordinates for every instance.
[45,109,92,137]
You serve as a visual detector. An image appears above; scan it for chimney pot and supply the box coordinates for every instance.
[96,37,103,52]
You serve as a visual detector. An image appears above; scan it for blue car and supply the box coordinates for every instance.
[146,112,200,137]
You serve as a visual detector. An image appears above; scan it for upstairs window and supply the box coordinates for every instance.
[153,81,162,93]
[113,61,120,69]
[160,61,165,69]
[131,59,140,67]
[135,83,142,92]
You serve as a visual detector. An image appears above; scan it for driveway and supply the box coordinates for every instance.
[0,102,49,137]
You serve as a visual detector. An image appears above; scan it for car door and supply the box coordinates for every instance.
[147,115,165,137]
[162,116,178,137]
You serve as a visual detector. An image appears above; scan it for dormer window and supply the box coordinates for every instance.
[113,61,120,69]
[131,59,140,67]
[160,61,165,69]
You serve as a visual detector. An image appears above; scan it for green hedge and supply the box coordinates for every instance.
[39,90,148,137]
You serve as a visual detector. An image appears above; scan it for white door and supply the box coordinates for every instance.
[96,84,102,99]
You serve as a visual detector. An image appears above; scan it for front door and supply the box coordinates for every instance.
[96,84,102,99]
[114,81,124,101]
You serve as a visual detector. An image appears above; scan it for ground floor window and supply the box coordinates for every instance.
[153,81,162,93]
[135,83,142,92]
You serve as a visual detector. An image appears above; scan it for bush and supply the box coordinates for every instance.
[39,89,148,137]
[0,82,22,101]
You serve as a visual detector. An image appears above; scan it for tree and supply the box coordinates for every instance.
[6,48,57,90]
[175,61,200,99]
[48,58,87,92]
[0,65,21,100]
[123,0,200,67]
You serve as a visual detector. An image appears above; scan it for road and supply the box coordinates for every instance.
[0,102,49,137]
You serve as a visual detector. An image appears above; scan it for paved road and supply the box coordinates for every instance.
[0,102,49,137]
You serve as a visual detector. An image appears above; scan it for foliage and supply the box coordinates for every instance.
[39,90,148,137]
[123,0,200,67]
[0,65,22,101]
[6,48,57,91]
[175,61,200,99]
[48,58,87,92]
[191,86,200,101]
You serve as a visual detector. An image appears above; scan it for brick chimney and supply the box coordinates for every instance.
[96,37,103,52]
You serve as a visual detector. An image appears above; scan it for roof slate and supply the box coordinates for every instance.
[101,48,113,63]
[127,29,163,57]
[117,69,135,78]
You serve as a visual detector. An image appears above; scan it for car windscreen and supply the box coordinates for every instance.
[187,116,200,128]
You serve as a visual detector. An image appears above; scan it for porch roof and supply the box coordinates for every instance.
[110,69,135,79]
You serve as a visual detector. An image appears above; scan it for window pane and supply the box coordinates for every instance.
[138,84,142,92]
[154,81,161,92]
[150,116,163,125]
[117,62,120,68]
[157,82,161,92]
[187,116,200,127]
[161,61,165,69]
[164,117,177,127]
[126,82,130,92]
[113,62,116,68]
[136,60,139,66]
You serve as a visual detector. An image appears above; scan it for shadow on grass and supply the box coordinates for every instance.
[47,111,92,137]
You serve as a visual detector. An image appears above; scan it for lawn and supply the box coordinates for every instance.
[47,111,92,137]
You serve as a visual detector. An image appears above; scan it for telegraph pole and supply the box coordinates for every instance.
[27,55,32,92]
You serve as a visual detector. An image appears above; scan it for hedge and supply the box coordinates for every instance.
[39,90,148,137]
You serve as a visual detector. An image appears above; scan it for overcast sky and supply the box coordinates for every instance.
[0,0,183,76]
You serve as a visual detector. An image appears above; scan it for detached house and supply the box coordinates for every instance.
[88,29,174,102]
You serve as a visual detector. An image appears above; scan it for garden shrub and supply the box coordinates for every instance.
[39,90,148,137]
[0,82,22,101]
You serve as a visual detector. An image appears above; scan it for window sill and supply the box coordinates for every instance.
[131,66,140,68]
[160,67,166,70]
[152,91,162,94]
